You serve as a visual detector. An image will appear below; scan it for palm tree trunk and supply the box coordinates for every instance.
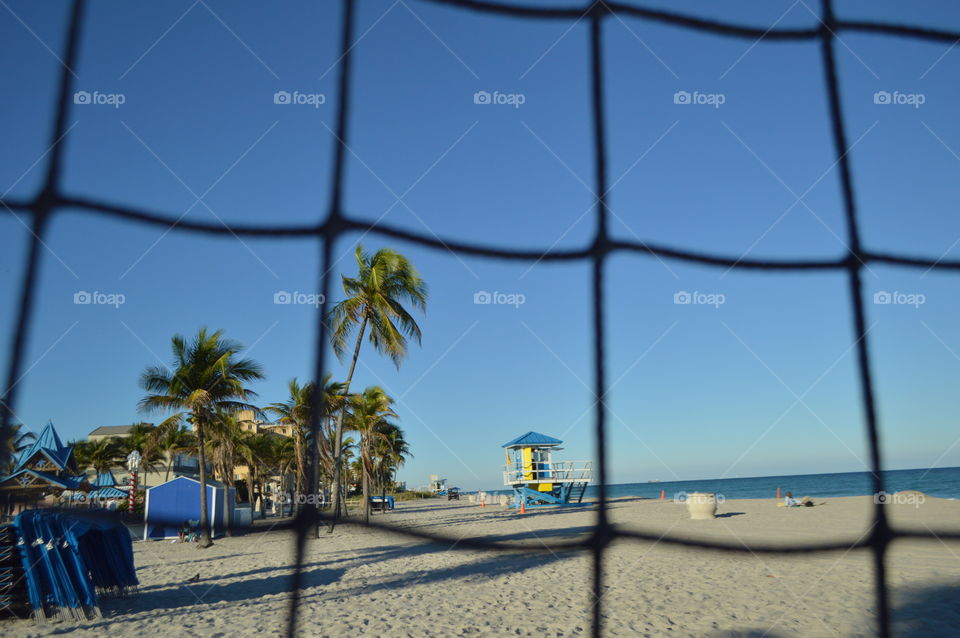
[329,316,367,532]
[196,418,213,548]
[294,432,304,518]
[224,474,234,537]
[362,436,370,525]
[246,474,255,516]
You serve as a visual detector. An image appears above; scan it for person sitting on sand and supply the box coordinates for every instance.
[178,520,191,543]
[784,491,801,507]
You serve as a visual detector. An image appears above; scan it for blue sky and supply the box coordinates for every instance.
[2,1,960,491]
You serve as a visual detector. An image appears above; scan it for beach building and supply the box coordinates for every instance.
[429,474,447,494]
[144,475,236,540]
[86,425,136,442]
[502,431,591,508]
[0,422,89,517]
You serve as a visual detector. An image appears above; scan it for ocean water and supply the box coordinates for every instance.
[484,467,960,500]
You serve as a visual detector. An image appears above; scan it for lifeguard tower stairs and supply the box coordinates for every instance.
[502,432,592,508]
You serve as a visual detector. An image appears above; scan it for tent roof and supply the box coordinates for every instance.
[93,470,118,487]
[0,468,85,490]
[14,422,73,472]
[91,487,128,499]
[501,431,563,448]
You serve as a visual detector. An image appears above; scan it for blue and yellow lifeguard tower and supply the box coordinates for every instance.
[502,431,591,508]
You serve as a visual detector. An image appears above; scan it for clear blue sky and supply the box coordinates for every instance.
[2,1,960,491]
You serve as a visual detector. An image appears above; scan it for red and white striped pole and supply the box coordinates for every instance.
[128,470,137,512]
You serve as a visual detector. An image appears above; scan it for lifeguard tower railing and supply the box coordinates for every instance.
[503,461,592,486]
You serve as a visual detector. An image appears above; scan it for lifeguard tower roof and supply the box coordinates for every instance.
[502,431,563,448]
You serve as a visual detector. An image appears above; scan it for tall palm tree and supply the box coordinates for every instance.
[315,374,346,502]
[138,328,264,548]
[237,431,275,519]
[207,410,248,536]
[327,245,427,526]
[347,386,398,525]
[373,421,411,503]
[265,379,315,515]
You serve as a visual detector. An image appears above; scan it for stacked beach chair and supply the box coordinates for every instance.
[0,524,29,618]
[9,509,138,622]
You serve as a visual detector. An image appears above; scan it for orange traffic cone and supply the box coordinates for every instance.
[660,490,665,501]
[519,498,526,514]
[481,494,485,508]
[776,487,781,499]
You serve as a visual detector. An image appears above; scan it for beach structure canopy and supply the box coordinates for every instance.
[502,431,563,448]
[91,471,119,489]
[144,476,235,540]
[0,423,87,500]
[90,487,128,499]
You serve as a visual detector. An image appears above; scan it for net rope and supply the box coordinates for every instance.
[2,1,960,636]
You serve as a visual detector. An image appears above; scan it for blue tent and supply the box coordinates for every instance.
[144,476,235,540]
[92,471,118,488]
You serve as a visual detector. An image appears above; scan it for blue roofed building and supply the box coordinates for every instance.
[0,422,88,516]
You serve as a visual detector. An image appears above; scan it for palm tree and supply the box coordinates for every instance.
[83,437,123,473]
[207,410,248,536]
[315,374,346,503]
[373,421,411,503]
[237,431,275,519]
[347,386,398,525]
[265,379,315,516]
[147,417,197,482]
[117,422,161,488]
[2,424,36,474]
[138,328,264,548]
[327,245,427,526]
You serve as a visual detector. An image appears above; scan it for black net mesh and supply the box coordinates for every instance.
[3,1,960,636]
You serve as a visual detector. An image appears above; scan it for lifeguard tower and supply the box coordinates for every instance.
[429,474,447,495]
[502,431,591,508]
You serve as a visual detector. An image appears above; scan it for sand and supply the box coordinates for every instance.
[4,495,959,637]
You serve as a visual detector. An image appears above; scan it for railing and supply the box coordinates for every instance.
[503,461,592,485]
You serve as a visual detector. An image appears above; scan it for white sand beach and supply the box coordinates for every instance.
[5,495,959,637]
